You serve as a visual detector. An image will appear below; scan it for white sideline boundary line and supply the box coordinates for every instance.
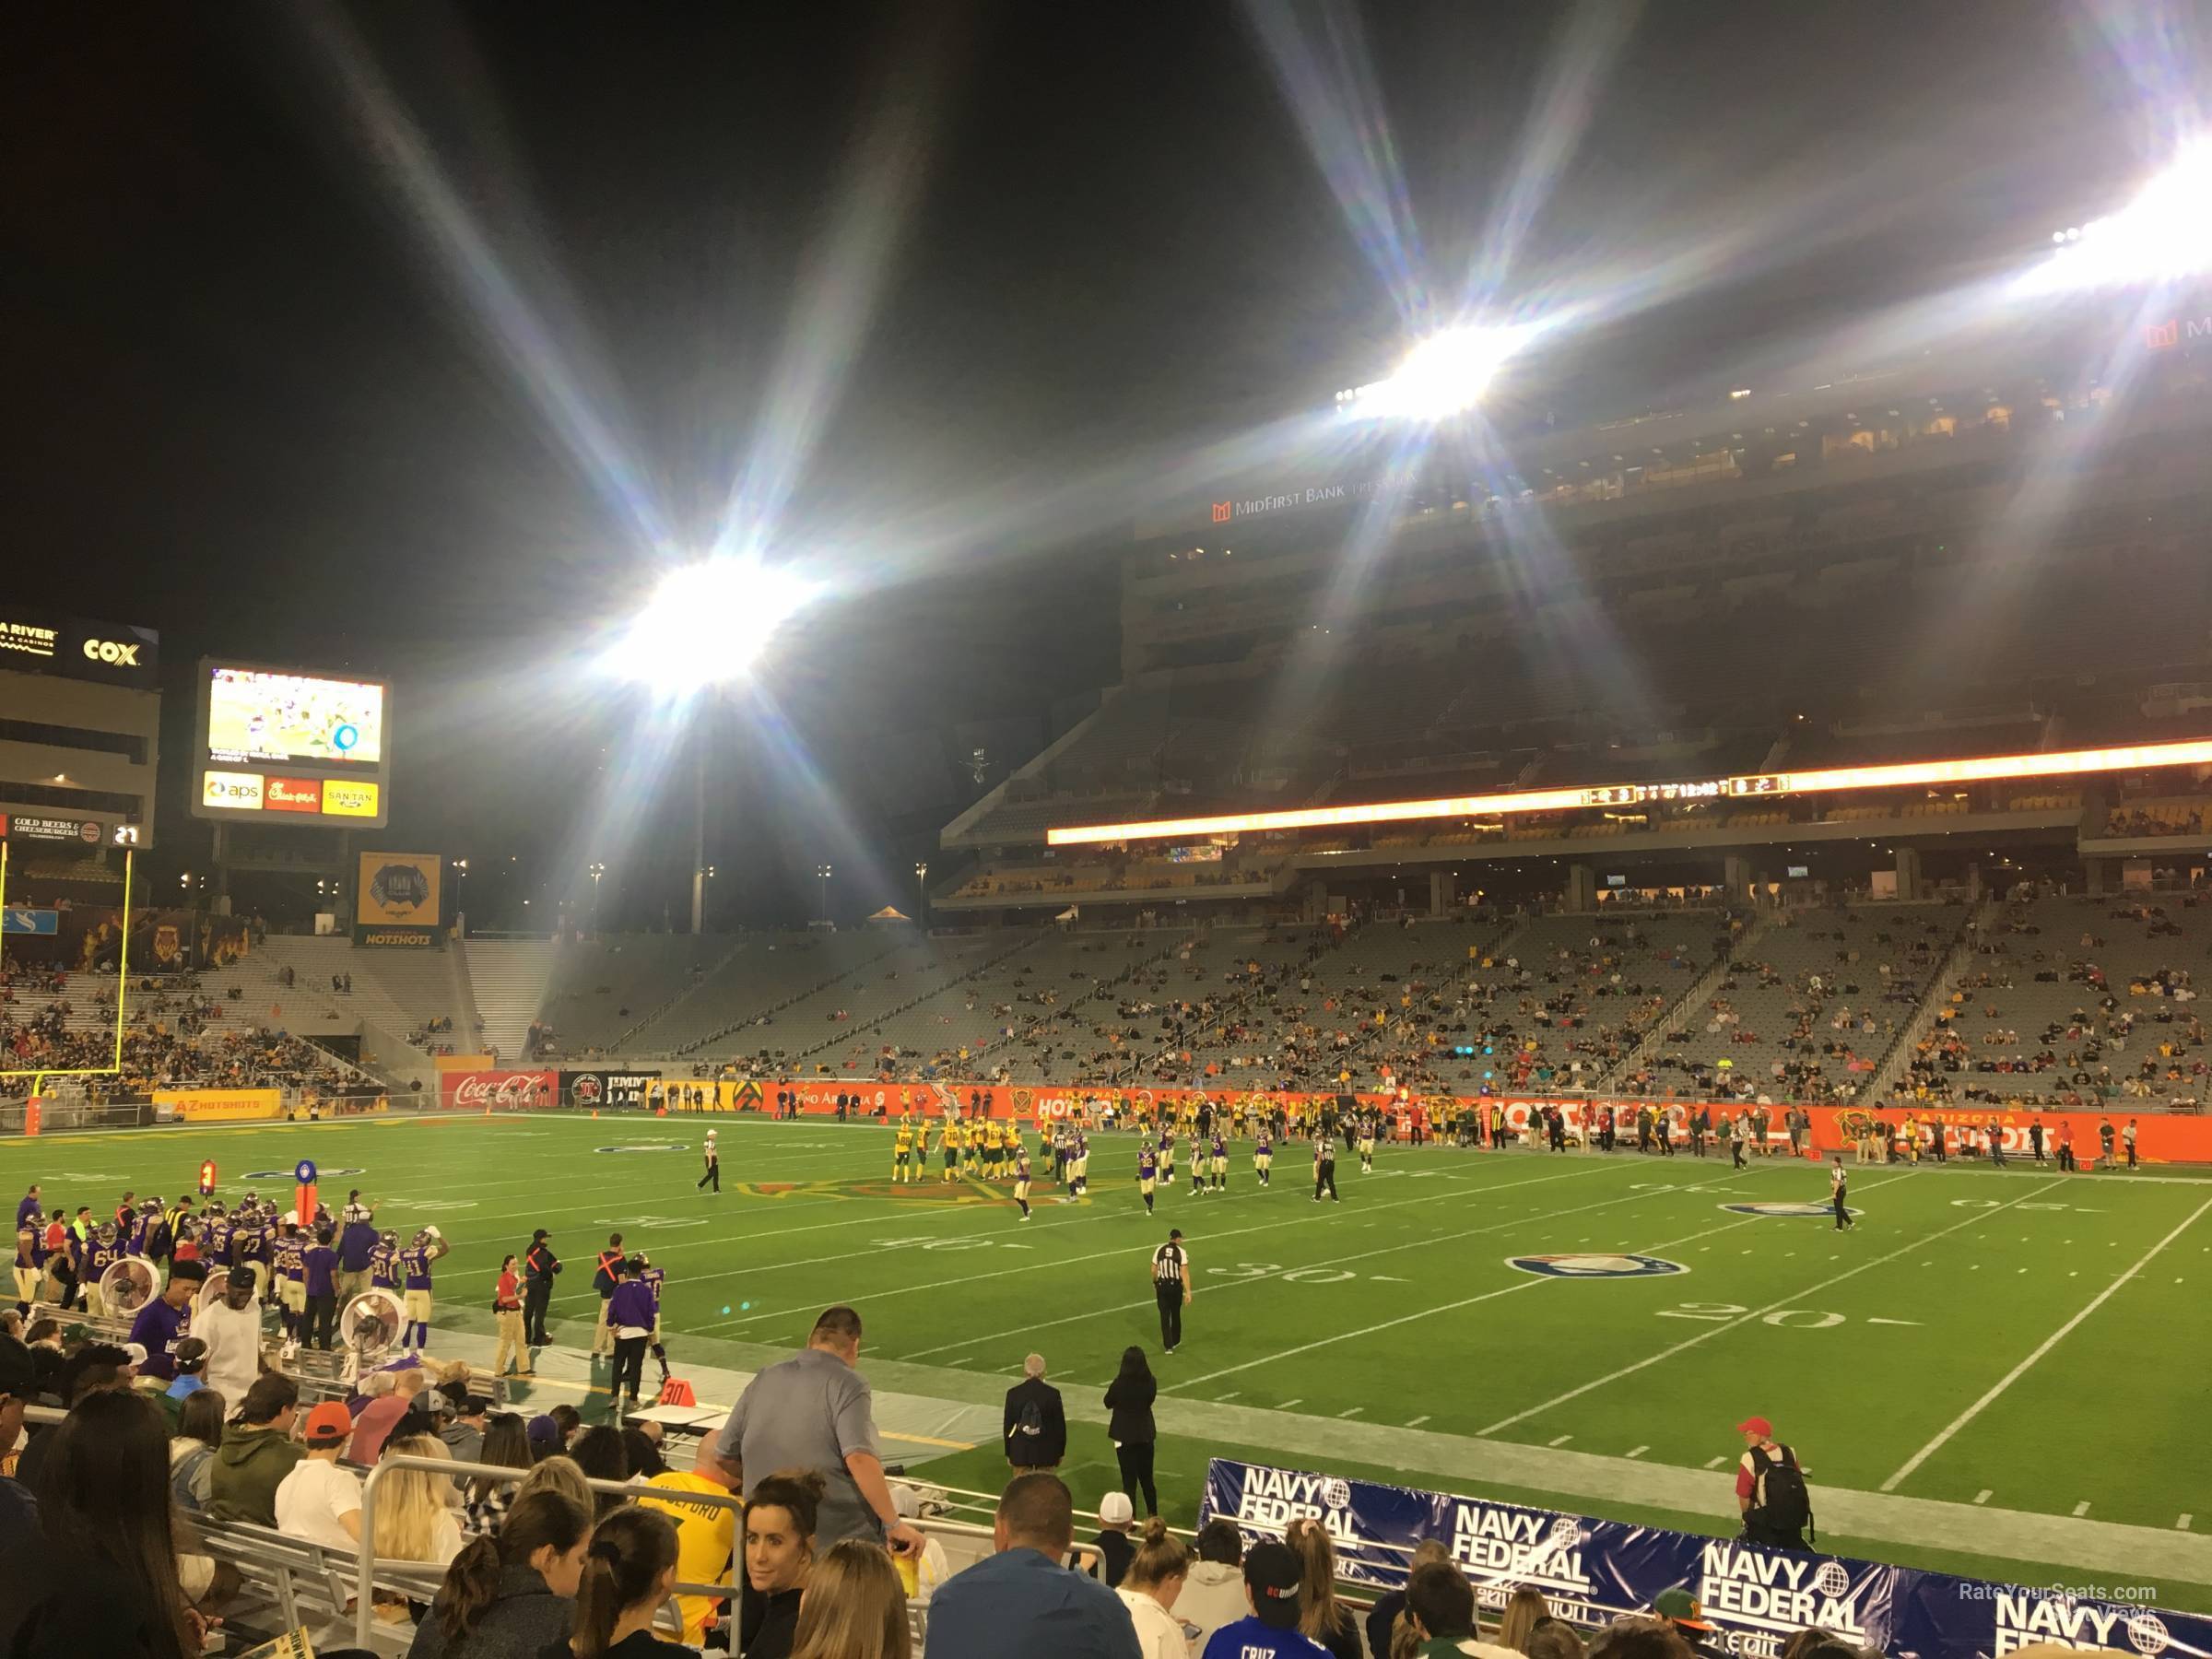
[900,1166,1690,1363]
[1477,1173,2078,1436]
[1879,1192,2212,1492]
[1165,1213,1763,1392]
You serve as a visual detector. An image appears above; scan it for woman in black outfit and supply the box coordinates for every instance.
[1103,1345,1159,1517]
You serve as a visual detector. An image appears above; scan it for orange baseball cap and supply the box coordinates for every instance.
[303,1402,355,1443]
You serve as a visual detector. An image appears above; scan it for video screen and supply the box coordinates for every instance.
[206,666,384,767]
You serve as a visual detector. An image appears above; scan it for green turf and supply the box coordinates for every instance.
[9,1112,2208,1606]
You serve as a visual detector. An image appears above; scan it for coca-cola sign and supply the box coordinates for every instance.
[440,1068,556,1112]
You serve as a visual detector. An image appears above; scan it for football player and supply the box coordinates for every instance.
[893,1114,915,1183]
[399,1226,450,1350]
[1012,1143,1033,1221]
[1253,1124,1273,1188]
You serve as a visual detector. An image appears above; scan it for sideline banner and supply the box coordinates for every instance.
[438,1068,556,1112]
[701,1081,2212,1162]
[562,1068,659,1111]
[1201,1459,2211,1659]
[153,1088,283,1124]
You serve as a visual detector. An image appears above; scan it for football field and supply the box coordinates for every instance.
[9,1113,2210,1606]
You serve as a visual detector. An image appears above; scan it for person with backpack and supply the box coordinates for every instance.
[1003,1352,1067,1471]
[1735,1416,1813,1548]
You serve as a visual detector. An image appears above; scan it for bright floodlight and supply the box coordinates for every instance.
[606,557,816,696]
[1336,324,1530,421]
[2017,141,2212,296]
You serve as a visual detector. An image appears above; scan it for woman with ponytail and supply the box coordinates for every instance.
[1285,1514,1363,1659]
[562,1505,695,1658]
[1112,1515,1191,1659]
[406,1488,591,1659]
[786,1537,911,1659]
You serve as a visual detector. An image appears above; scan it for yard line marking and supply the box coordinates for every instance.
[750,1158,1635,1343]
[1337,1406,1365,1418]
[1548,1434,1574,1447]
[2073,1501,2091,1517]
[1974,1490,1993,1505]
[1406,1415,1430,1428]
[1865,1317,1923,1326]
[899,1167,1671,1362]
[1703,1456,1727,1469]
[1216,1392,1241,1402]
[2180,1514,2194,1531]
[1278,1398,1302,1409]
[1881,1191,2212,1493]
[1166,1212,1761,1394]
[1478,1171,2067,1438]
[1625,1446,1649,1459]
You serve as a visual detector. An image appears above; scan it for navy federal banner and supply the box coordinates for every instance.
[355,851,442,947]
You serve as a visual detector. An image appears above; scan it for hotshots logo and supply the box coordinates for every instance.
[1697,1543,1868,1655]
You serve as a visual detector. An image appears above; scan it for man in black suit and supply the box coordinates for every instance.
[1002,1352,1066,1471]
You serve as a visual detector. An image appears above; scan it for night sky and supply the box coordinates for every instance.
[0,2,2190,924]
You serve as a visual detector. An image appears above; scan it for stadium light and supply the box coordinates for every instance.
[2018,140,2212,294]
[606,556,817,696]
[1336,323,1533,421]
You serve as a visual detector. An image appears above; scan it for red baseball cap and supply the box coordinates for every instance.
[303,1402,355,1443]
[1736,1416,1773,1437]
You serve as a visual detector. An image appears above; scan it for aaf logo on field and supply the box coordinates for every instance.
[1721,1202,1855,1220]
[1507,1253,1688,1278]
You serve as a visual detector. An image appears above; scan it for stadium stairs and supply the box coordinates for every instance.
[1859,899,1994,1101]
[661,933,991,1063]
[459,935,557,1062]
[1598,911,1776,1092]
[617,932,903,1057]
[783,931,1052,1071]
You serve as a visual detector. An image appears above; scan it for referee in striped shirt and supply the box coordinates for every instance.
[1150,1228,1192,1353]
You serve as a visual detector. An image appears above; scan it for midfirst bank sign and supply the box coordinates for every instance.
[1208,477,1384,524]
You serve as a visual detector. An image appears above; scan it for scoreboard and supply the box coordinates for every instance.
[191,659,392,829]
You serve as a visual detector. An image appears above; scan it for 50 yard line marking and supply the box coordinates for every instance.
[1476,1173,2059,1436]
[1879,1191,2212,1492]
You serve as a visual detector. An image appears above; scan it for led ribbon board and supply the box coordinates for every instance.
[1043,736,2212,847]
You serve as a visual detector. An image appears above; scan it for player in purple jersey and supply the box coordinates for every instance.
[398,1227,450,1350]
[635,1253,670,1388]
[1136,1141,1159,1216]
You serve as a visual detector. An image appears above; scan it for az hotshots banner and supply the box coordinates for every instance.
[1201,1460,2211,1659]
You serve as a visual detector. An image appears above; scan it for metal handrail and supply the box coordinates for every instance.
[354,1452,743,1651]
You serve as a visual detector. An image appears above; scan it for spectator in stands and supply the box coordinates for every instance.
[445,1390,494,1465]
[1003,1351,1066,1470]
[196,1267,262,1408]
[1364,1538,1451,1659]
[155,1336,209,1428]
[514,1453,595,1523]
[407,1487,593,1659]
[1586,1619,1692,1659]
[631,1438,737,1650]
[1523,1621,1586,1659]
[12,1389,205,1659]
[620,1426,666,1481]
[732,1466,822,1658]
[0,1335,38,1652]
[1283,1515,1362,1659]
[924,1471,1141,1659]
[1403,1560,1518,1658]
[276,1400,365,1549]
[570,1423,633,1517]
[1113,1516,1191,1659]
[164,1379,224,1504]
[354,1366,430,1465]
[209,1371,302,1524]
[1497,1587,1551,1652]
[569,1503,692,1658]
[1650,1591,1724,1659]
[1198,1537,1327,1659]
[1091,1490,1137,1587]
[1177,1517,1248,1651]
[465,1412,534,1535]
[703,1304,924,1555]
[377,1432,467,1568]
[788,1535,912,1659]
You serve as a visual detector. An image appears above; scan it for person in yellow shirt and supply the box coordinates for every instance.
[893,1116,915,1183]
[637,1443,741,1647]
[941,1117,962,1182]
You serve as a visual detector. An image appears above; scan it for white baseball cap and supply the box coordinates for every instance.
[1100,1491,1135,1526]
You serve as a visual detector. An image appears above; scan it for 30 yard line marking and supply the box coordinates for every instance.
[1880,1192,2212,1493]
[1477,1171,2065,1438]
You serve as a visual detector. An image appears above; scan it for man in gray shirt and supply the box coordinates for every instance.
[703,1304,924,1553]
